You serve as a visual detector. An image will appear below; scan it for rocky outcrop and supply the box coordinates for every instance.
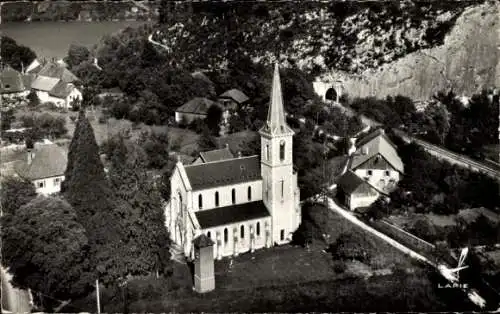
[325,2,499,101]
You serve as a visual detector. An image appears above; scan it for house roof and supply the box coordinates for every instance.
[195,200,270,229]
[193,233,215,248]
[176,97,216,115]
[191,71,214,86]
[184,155,261,191]
[351,129,404,173]
[31,76,60,92]
[199,147,234,163]
[0,67,27,94]
[49,81,77,98]
[14,144,68,180]
[219,88,249,104]
[337,170,375,195]
[36,62,78,83]
[22,73,35,89]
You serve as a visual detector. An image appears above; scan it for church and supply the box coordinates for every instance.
[165,64,301,260]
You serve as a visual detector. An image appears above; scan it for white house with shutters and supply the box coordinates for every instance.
[165,64,301,260]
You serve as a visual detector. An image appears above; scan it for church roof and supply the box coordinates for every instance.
[199,147,234,163]
[219,88,249,104]
[259,63,294,136]
[184,155,261,191]
[195,200,270,229]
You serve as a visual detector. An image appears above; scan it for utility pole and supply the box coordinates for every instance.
[96,279,101,314]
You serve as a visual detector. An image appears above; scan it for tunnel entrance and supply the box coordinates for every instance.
[325,87,337,102]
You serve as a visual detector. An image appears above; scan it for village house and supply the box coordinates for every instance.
[175,97,224,124]
[192,144,234,165]
[14,142,68,195]
[0,66,31,100]
[336,128,404,211]
[218,88,249,110]
[166,64,301,260]
[27,60,82,109]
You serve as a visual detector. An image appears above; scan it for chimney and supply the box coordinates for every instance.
[27,148,35,165]
[238,151,242,158]
[176,154,181,163]
[361,146,369,155]
[347,138,356,156]
[225,143,229,149]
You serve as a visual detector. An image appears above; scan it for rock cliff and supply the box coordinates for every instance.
[326,2,499,101]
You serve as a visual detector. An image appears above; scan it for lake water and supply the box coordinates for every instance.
[1,20,147,59]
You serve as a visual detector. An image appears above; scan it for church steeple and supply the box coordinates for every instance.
[260,63,294,136]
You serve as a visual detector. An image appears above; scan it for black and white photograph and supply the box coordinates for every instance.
[0,0,499,313]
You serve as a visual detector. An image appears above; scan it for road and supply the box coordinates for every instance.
[1,266,32,313]
[323,196,489,309]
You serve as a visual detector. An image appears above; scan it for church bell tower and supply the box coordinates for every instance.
[259,63,296,244]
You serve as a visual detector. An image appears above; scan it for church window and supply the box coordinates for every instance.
[224,228,228,243]
[240,225,245,239]
[215,191,219,207]
[256,222,260,236]
[281,180,284,199]
[280,229,285,241]
[232,188,236,204]
[280,140,285,161]
[248,186,252,201]
[207,231,211,239]
[266,144,270,161]
[198,194,203,209]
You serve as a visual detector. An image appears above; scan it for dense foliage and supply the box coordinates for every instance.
[0,176,37,216]
[1,196,93,309]
[1,36,36,72]
[378,133,500,216]
[106,135,171,277]
[19,112,67,140]
[154,1,476,74]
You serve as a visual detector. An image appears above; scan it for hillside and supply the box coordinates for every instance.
[0,1,157,22]
[326,2,500,101]
[151,1,497,100]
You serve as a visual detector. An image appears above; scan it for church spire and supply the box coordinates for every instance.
[260,63,294,136]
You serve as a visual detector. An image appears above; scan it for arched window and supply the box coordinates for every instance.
[232,188,236,204]
[215,191,219,207]
[207,231,211,239]
[247,186,252,201]
[240,225,245,239]
[256,222,260,236]
[280,140,285,161]
[198,194,203,209]
[224,228,228,243]
[266,144,270,161]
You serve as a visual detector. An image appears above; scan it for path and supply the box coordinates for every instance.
[1,266,32,313]
[324,196,488,308]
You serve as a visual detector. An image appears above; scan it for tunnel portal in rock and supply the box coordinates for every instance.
[325,88,338,102]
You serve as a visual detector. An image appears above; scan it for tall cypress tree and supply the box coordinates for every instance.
[63,111,125,285]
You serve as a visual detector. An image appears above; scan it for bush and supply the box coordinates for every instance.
[333,261,347,273]
[70,115,77,123]
[330,230,377,263]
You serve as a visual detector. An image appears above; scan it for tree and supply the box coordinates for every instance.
[1,108,15,131]
[139,129,170,169]
[65,44,91,69]
[0,176,37,216]
[206,105,223,135]
[1,36,36,72]
[107,136,172,276]
[197,127,218,152]
[330,230,377,263]
[27,90,40,107]
[62,111,125,286]
[1,196,93,310]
